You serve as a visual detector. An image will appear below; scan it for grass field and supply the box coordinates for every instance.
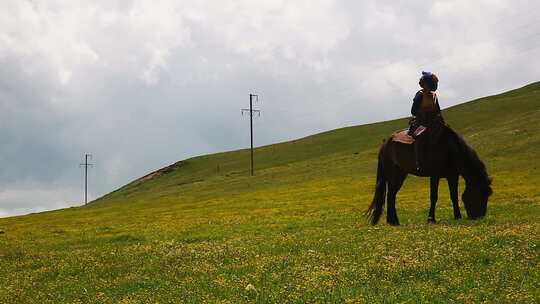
[1,82,539,303]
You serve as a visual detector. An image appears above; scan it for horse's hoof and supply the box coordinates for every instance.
[427,217,436,223]
[454,214,462,220]
[388,220,400,226]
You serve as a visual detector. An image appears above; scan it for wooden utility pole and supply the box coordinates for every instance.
[80,153,93,205]
[241,94,260,176]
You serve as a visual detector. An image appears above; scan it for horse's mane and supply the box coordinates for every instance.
[446,126,492,196]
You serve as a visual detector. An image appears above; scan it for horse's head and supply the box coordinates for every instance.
[448,128,493,219]
[462,179,492,219]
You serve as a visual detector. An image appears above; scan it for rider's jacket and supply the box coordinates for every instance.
[411,89,441,117]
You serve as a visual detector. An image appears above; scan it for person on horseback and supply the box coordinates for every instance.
[408,71,443,172]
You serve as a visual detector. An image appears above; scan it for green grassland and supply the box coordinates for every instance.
[1,83,539,303]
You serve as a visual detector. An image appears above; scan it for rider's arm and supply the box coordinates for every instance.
[435,94,441,113]
[411,91,422,116]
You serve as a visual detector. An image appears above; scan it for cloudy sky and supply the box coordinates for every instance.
[1,0,539,217]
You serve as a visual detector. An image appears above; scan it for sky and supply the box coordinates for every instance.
[1,0,539,217]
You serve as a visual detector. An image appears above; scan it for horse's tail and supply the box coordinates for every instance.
[365,141,387,225]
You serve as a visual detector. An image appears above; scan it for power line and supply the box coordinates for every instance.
[241,94,261,176]
[79,153,93,205]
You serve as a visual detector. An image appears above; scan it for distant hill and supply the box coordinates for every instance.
[96,81,540,207]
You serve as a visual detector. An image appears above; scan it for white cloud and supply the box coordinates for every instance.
[140,48,169,85]
[0,185,79,217]
[59,68,72,85]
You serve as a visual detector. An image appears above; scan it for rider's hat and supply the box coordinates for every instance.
[420,71,438,91]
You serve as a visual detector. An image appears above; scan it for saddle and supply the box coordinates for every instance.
[392,126,426,144]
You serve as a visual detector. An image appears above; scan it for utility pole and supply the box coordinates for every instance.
[241,94,260,176]
[79,154,93,205]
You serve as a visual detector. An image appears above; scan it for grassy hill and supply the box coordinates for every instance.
[1,82,539,303]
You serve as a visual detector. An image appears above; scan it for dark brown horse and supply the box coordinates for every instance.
[366,125,492,225]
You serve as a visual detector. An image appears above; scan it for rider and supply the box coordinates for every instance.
[408,71,442,172]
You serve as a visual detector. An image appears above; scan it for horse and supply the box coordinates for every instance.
[366,125,492,225]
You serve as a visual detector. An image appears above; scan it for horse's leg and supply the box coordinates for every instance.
[386,170,407,226]
[428,176,440,223]
[447,174,461,219]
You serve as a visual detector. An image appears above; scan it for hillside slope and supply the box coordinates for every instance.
[0,82,539,303]
[96,81,540,209]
